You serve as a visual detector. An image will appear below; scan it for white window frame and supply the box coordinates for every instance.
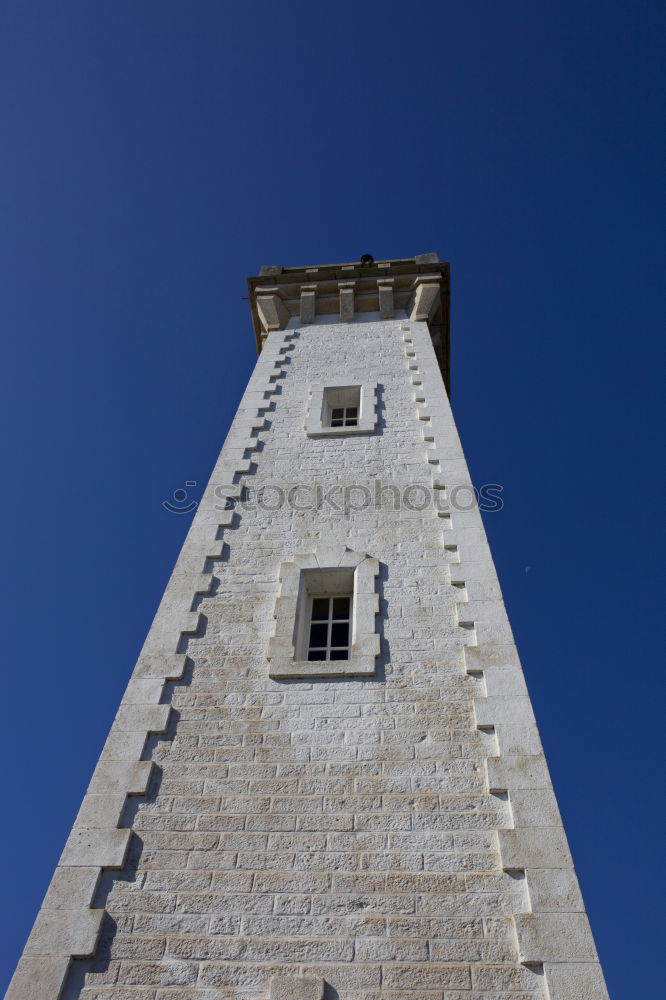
[268,546,380,678]
[305,383,378,437]
[304,589,353,662]
[329,405,359,429]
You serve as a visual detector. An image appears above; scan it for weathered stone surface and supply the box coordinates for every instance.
[544,961,610,1000]
[526,867,585,912]
[499,827,573,870]
[514,912,598,963]
[43,867,100,909]
[5,956,70,1000]
[25,907,105,957]
[9,258,607,999]
[257,290,290,333]
[270,974,324,1000]
[338,281,355,321]
[60,828,131,868]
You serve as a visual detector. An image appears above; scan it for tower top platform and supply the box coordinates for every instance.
[247,252,450,390]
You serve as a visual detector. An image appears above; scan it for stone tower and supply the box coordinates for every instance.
[8,254,609,1000]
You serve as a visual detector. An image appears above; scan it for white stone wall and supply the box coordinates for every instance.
[8,315,608,1000]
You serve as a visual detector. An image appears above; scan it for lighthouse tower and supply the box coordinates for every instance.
[8,254,608,1000]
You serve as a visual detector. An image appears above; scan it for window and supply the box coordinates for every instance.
[330,407,357,428]
[295,566,354,661]
[307,594,352,660]
[268,546,380,678]
[325,386,360,428]
[305,383,378,437]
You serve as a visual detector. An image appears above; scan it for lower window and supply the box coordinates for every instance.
[307,594,352,660]
[268,547,380,678]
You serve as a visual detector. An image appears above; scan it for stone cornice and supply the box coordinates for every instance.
[247,253,451,392]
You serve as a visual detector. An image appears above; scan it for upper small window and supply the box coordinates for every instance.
[330,407,357,428]
[306,383,378,437]
[325,386,360,428]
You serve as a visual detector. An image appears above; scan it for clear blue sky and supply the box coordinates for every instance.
[0,2,663,996]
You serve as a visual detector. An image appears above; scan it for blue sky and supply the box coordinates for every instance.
[0,2,663,995]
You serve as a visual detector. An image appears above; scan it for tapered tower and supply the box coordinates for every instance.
[8,254,608,1000]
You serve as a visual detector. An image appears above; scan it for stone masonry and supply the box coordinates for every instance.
[7,255,609,1000]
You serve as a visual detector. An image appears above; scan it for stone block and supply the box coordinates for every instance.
[482,667,528,698]
[527,867,585,912]
[474,696,536,728]
[544,961,610,1000]
[122,677,165,704]
[339,282,355,321]
[515,912,599,963]
[256,291,290,332]
[114,704,171,733]
[486,755,551,792]
[300,285,317,324]
[270,974,324,1000]
[5,956,70,1000]
[74,791,127,829]
[89,760,154,795]
[495,724,543,756]
[25,905,105,957]
[315,543,349,567]
[378,279,395,318]
[60,828,132,868]
[511,788,562,827]
[177,611,201,634]
[458,601,507,626]
[383,964,471,989]
[473,620,516,645]
[409,277,441,322]
[100,729,147,761]
[471,963,545,990]
[43,866,100,909]
[134,652,187,680]
[499,827,573,870]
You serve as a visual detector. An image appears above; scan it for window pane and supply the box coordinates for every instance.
[332,597,350,619]
[311,598,329,621]
[309,622,328,647]
[330,649,349,660]
[345,417,358,426]
[346,407,358,418]
[331,419,343,427]
[330,622,350,646]
[331,408,344,419]
[308,649,326,661]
